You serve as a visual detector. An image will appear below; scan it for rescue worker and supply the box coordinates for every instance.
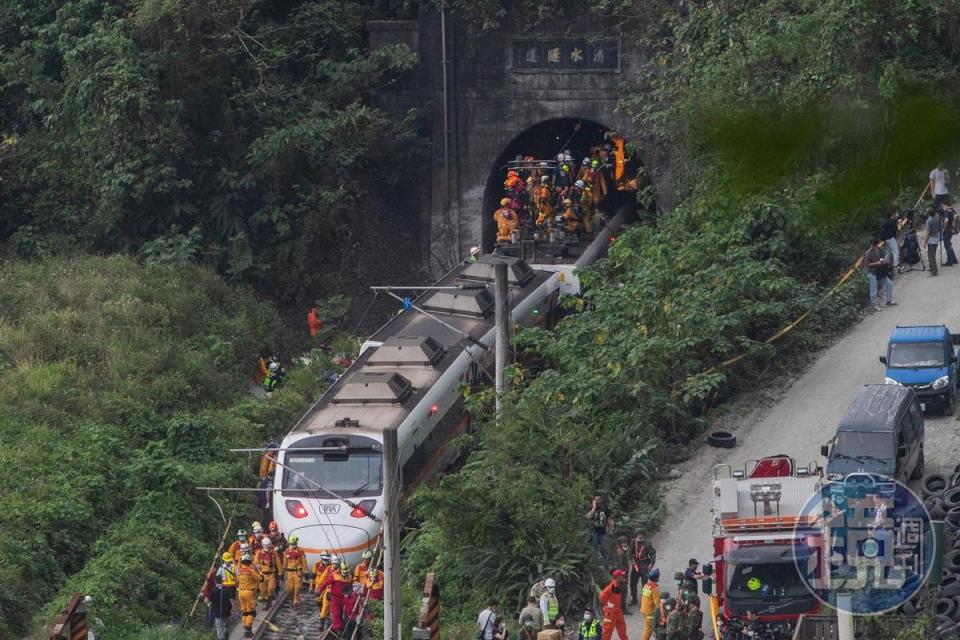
[237,553,262,638]
[682,595,703,640]
[258,443,278,480]
[320,561,353,632]
[312,551,335,622]
[600,569,628,640]
[469,246,481,262]
[579,608,602,640]
[649,592,669,640]
[561,198,582,235]
[665,598,684,640]
[257,355,269,384]
[364,565,384,600]
[342,581,363,638]
[249,522,265,552]
[518,596,544,639]
[216,551,238,601]
[587,159,608,205]
[281,534,306,606]
[354,550,373,583]
[536,177,555,227]
[640,568,661,640]
[556,164,572,189]
[268,521,287,553]
[630,531,655,606]
[229,529,248,562]
[253,536,282,602]
[539,577,560,628]
[262,360,285,392]
[494,198,518,243]
[307,305,322,337]
[578,157,592,182]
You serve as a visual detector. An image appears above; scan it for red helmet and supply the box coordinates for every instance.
[612,569,626,578]
[269,521,278,531]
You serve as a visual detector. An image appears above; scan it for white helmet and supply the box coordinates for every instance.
[556,153,564,161]
[240,543,250,552]
[331,554,341,565]
[469,246,480,257]
[575,180,585,189]
[544,578,556,588]
[269,362,279,372]
[261,537,272,548]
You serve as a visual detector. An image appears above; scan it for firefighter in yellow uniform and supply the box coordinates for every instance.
[494,198,518,242]
[237,553,262,638]
[229,529,247,562]
[254,536,282,602]
[640,569,661,640]
[353,550,373,583]
[314,552,337,627]
[282,535,307,606]
[561,199,582,234]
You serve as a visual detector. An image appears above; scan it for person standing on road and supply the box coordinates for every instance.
[640,568,661,640]
[864,237,895,311]
[579,609,602,640]
[683,560,703,595]
[630,531,655,608]
[926,207,942,276]
[518,596,544,639]
[208,578,233,640]
[943,205,958,266]
[614,538,633,614]
[539,578,561,628]
[478,598,499,640]
[587,495,614,563]
[930,163,951,206]
[600,570,629,640]
[681,595,703,640]
[878,207,900,268]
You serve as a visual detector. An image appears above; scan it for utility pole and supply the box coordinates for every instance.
[383,428,401,640]
[494,262,510,421]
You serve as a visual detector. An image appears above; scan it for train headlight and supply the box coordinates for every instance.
[351,500,376,519]
[285,500,309,519]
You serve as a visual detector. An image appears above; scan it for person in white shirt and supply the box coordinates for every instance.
[478,598,498,640]
[930,163,951,206]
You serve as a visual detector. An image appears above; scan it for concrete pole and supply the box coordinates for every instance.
[836,593,854,640]
[382,428,401,640]
[494,262,510,421]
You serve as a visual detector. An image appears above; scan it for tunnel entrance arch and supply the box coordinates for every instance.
[481,117,630,251]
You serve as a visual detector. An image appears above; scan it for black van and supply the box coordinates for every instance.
[820,385,925,483]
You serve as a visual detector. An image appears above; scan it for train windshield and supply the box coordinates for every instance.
[283,449,383,497]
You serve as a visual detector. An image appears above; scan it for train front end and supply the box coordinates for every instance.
[274,430,385,568]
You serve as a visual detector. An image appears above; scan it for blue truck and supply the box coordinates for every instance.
[879,325,960,416]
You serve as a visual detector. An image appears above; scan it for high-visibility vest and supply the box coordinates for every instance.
[580,619,601,639]
[542,592,558,622]
[221,563,237,586]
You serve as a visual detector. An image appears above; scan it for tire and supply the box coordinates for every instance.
[706,431,737,449]
[946,550,960,574]
[913,448,926,480]
[946,487,960,511]
[938,598,958,620]
[930,498,949,520]
[942,575,960,597]
[926,473,951,498]
[947,509,960,532]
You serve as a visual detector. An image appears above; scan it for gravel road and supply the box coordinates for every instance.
[626,260,960,638]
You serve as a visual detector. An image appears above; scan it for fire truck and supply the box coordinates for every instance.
[712,455,824,637]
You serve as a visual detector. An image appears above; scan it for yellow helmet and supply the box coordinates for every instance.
[340,562,350,575]
[221,552,233,563]
[500,198,511,206]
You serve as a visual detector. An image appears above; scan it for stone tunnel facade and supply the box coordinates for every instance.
[368,12,675,276]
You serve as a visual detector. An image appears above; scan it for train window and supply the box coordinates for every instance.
[283,448,383,497]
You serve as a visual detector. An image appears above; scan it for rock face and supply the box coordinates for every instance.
[368,12,678,277]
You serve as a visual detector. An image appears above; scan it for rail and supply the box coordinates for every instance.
[49,593,87,640]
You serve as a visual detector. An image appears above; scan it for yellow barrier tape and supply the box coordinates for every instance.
[702,187,929,376]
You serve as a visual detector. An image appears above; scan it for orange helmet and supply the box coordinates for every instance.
[269,521,278,531]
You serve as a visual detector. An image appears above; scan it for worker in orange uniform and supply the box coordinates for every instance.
[268,520,287,553]
[601,569,629,640]
[258,443,278,480]
[237,553,262,638]
[229,529,248,562]
[494,198,518,242]
[561,199,582,235]
[353,550,373,584]
[639,568,661,640]
[364,566,384,600]
[314,552,337,628]
[249,522,265,553]
[254,536,283,602]
[282,535,307,606]
[307,305,322,337]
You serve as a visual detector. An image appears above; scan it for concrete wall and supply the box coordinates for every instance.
[369,12,676,277]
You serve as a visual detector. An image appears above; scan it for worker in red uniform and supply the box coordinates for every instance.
[307,305,322,337]
[319,561,353,631]
[600,569,629,640]
[236,553,262,638]
[282,535,307,606]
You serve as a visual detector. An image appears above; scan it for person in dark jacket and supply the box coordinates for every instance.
[878,207,900,268]
[943,205,957,266]
[209,581,233,640]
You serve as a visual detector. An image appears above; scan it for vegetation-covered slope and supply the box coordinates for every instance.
[0,256,330,638]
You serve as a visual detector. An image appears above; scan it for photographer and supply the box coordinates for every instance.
[878,206,900,268]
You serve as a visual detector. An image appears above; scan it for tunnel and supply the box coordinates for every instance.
[480,117,643,251]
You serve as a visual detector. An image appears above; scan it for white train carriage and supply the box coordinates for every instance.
[274,256,564,567]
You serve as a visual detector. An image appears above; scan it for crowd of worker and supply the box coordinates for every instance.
[201,454,383,640]
[865,163,960,310]
[491,136,625,245]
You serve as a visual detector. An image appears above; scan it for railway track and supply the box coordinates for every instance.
[249,590,329,640]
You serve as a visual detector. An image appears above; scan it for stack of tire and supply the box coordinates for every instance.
[900,469,960,638]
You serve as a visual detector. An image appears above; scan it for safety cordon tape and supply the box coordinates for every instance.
[702,186,929,376]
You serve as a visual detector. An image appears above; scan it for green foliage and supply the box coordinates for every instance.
[0,255,329,638]
[0,0,426,303]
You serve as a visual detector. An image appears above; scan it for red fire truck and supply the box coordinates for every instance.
[712,456,825,635]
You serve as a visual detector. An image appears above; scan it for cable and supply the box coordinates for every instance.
[350,291,380,336]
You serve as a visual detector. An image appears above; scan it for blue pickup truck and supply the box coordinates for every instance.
[880,325,960,416]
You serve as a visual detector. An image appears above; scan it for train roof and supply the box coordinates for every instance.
[288,256,553,437]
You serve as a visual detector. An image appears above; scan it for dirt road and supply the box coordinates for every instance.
[626,260,960,637]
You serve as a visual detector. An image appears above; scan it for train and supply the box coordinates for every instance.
[272,202,635,568]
